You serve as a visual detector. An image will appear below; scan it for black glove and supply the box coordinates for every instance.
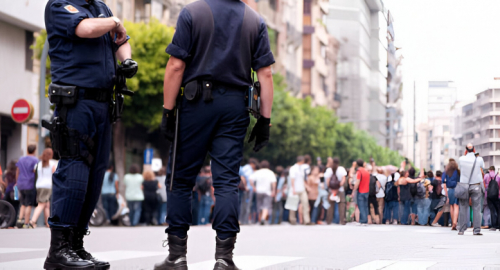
[248,117,271,152]
[160,108,176,142]
[119,59,138,78]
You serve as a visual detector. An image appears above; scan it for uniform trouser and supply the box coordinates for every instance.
[289,191,310,224]
[326,192,346,225]
[165,87,249,240]
[458,184,482,234]
[487,198,500,229]
[49,98,111,229]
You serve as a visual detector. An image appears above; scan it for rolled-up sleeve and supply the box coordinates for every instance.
[49,3,88,40]
[252,18,275,71]
[166,8,193,61]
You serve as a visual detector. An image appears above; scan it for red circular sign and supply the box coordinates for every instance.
[11,99,34,124]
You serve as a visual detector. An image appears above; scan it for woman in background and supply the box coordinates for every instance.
[142,170,159,225]
[30,149,56,228]
[101,164,119,225]
[124,164,144,226]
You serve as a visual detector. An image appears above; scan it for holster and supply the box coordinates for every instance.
[246,81,261,119]
[43,83,95,165]
[183,80,213,102]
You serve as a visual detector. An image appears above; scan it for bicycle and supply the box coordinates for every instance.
[0,200,17,228]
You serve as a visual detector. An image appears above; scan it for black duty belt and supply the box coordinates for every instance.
[183,80,248,102]
[80,88,111,102]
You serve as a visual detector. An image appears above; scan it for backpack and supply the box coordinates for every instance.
[385,174,398,202]
[409,183,417,197]
[329,168,340,190]
[445,170,458,189]
[487,174,500,201]
[416,180,426,199]
[369,175,378,197]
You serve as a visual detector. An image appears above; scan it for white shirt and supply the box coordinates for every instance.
[324,166,347,192]
[375,173,388,198]
[459,153,485,185]
[290,164,306,193]
[35,161,56,189]
[249,168,277,196]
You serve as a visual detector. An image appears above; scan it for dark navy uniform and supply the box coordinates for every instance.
[164,0,274,246]
[44,0,129,269]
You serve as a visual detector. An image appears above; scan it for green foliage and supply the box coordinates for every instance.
[243,73,403,168]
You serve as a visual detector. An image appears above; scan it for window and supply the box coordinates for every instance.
[304,0,312,15]
[320,75,327,95]
[25,31,34,72]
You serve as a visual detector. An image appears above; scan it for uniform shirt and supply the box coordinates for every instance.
[166,0,275,87]
[45,0,119,89]
[458,153,485,185]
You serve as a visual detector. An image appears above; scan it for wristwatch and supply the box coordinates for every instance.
[111,16,121,28]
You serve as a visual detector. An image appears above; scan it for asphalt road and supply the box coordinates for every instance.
[1,223,500,270]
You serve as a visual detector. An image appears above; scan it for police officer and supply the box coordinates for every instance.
[44,0,137,269]
[154,1,275,269]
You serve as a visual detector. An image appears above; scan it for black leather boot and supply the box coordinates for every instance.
[71,229,110,270]
[153,234,188,270]
[213,236,241,270]
[44,228,95,270]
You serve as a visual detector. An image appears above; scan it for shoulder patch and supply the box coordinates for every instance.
[64,5,79,13]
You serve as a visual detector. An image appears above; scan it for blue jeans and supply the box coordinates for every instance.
[357,192,369,224]
[400,200,412,225]
[384,201,399,222]
[198,195,213,225]
[101,193,118,222]
[127,201,142,226]
[157,201,167,225]
[416,198,431,225]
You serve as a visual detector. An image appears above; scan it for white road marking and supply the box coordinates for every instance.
[349,260,437,270]
[0,250,165,270]
[0,248,43,254]
[188,256,303,270]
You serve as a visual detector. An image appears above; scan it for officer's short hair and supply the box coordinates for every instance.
[27,144,37,154]
[129,164,140,174]
[260,160,270,169]
[297,156,304,163]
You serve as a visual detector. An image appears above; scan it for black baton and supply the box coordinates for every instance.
[169,107,179,191]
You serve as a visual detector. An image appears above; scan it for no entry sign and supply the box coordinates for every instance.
[11,99,34,124]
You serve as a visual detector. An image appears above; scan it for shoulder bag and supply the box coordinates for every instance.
[455,157,477,200]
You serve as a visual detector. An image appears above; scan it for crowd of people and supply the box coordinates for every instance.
[2,143,499,234]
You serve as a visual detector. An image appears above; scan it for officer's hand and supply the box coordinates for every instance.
[161,108,176,142]
[119,59,138,78]
[112,24,127,45]
[248,117,271,152]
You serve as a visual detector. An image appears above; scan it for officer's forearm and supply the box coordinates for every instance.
[163,57,186,110]
[257,66,273,118]
[75,18,117,39]
[116,42,131,62]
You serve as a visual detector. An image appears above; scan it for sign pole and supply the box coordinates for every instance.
[38,38,50,153]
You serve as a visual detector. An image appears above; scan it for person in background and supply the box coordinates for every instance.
[142,170,160,225]
[458,143,485,235]
[430,171,445,226]
[289,156,311,225]
[239,158,258,225]
[124,164,144,226]
[197,166,214,225]
[366,164,380,224]
[407,167,418,225]
[443,158,460,230]
[374,167,388,223]
[156,167,168,225]
[16,144,39,228]
[407,170,432,225]
[250,160,277,225]
[306,166,321,224]
[30,149,56,228]
[271,166,286,224]
[484,166,500,231]
[101,164,119,225]
[353,159,370,226]
[325,157,347,225]
[4,161,20,221]
[384,171,400,225]
[398,169,413,225]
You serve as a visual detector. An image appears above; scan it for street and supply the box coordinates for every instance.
[1,224,500,270]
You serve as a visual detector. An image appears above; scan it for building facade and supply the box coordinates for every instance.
[326,0,394,146]
[0,1,45,169]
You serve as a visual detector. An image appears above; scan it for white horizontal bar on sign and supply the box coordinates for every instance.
[13,107,29,114]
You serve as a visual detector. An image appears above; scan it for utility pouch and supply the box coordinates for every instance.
[246,81,261,119]
[48,83,78,106]
[184,80,200,101]
[202,80,213,102]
